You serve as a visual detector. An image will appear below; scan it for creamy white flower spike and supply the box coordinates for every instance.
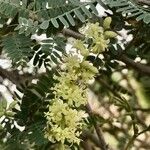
[45,19,117,147]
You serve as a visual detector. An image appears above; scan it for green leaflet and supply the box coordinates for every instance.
[2,34,32,63]
[14,0,100,35]
[105,0,150,24]
[40,20,49,29]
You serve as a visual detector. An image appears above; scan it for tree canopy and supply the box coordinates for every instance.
[0,0,150,150]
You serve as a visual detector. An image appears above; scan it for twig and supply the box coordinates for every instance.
[82,130,104,148]
[86,103,108,150]
[62,28,150,76]
[137,125,150,136]
[133,107,150,112]
[0,66,42,88]
[98,77,150,150]
[119,54,150,76]
[62,28,85,40]
[138,0,150,5]
[124,125,150,150]
[0,66,22,86]
[81,140,93,150]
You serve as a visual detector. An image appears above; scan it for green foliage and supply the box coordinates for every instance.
[4,121,48,150]
[0,0,150,150]
[0,0,100,36]
[15,18,39,36]
[1,34,66,66]
[105,0,150,24]
[0,0,23,18]
[14,0,100,35]
[2,34,32,63]
[0,0,29,19]
[32,36,66,68]
[34,0,99,28]
[16,70,55,125]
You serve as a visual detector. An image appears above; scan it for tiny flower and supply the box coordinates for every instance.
[74,40,89,56]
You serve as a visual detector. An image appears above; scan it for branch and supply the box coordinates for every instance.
[82,130,104,148]
[0,66,35,88]
[124,125,150,150]
[97,77,150,150]
[137,125,150,136]
[62,28,150,76]
[133,107,150,112]
[0,66,21,85]
[119,54,150,76]
[62,28,85,40]
[86,103,109,150]
[81,140,92,150]
[138,0,150,5]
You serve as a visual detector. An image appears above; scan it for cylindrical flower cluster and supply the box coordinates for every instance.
[44,54,97,146]
[44,18,117,147]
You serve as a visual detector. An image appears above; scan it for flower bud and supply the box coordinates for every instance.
[104,31,117,39]
[103,17,112,29]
